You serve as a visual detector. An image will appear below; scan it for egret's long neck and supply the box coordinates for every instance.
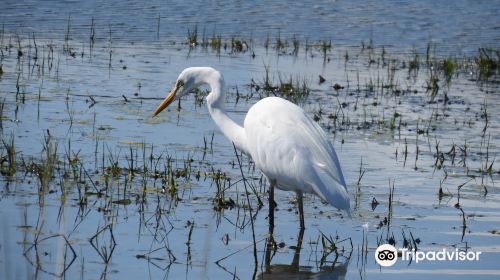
[205,75,249,155]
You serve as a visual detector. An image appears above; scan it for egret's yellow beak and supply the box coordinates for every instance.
[153,80,183,116]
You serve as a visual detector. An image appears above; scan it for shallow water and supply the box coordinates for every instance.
[1,2,500,280]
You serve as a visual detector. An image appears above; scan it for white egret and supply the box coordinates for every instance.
[154,67,350,232]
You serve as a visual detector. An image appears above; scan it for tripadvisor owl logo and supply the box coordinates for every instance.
[375,244,398,266]
[375,244,482,267]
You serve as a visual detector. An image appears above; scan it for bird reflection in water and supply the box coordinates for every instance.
[259,229,349,280]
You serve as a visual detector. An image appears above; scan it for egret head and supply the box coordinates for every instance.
[153,67,218,116]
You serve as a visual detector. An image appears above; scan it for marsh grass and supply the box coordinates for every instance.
[426,66,440,101]
[212,168,234,210]
[173,30,336,59]
[277,75,310,103]
[356,158,366,186]
[89,17,96,56]
[16,34,23,59]
[425,41,434,66]
[408,50,419,77]
[476,48,499,81]
[384,178,396,239]
[229,37,247,53]
[255,66,311,103]
[63,16,71,53]
[0,98,4,129]
[31,132,58,193]
[1,134,16,176]
[318,232,352,266]
[105,145,121,177]
[63,139,81,184]
[320,40,331,62]
[188,25,198,47]
[292,35,300,56]
[211,34,222,54]
[232,143,259,273]
[275,30,286,53]
[441,58,456,86]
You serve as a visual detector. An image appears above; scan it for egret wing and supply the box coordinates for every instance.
[244,97,349,210]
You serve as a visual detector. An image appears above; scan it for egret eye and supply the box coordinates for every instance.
[176,80,186,94]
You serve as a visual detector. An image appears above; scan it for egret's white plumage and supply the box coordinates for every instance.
[244,96,349,210]
[154,67,350,230]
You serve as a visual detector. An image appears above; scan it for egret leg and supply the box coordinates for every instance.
[268,179,276,246]
[291,228,305,271]
[297,191,305,229]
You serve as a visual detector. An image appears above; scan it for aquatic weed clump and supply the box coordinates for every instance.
[476,48,499,81]
[1,135,16,176]
[277,75,311,104]
[441,58,456,86]
[254,66,311,104]
[31,133,58,192]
